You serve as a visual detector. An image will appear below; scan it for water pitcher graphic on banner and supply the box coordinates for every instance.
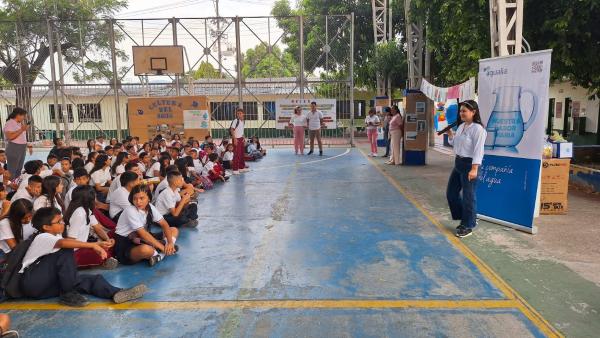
[485,86,538,151]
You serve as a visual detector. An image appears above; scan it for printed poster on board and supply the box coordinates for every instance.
[275,99,337,130]
[476,50,552,233]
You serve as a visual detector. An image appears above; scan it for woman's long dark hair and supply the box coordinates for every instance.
[459,100,484,126]
[128,184,154,230]
[86,139,95,153]
[41,175,65,211]
[7,107,27,121]
[2,198,33,243]
[86,151,97,164]
[90,154,109,176]
[111,151,129,176]
[158,155,171,178]
[64,185,96,226]
[175,157,189,178]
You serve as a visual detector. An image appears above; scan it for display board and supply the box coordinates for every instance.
[403,91,429,151]
[275,99,337,130]
[540,158,570,215]
[127,96,210,141]
[476,50,552,233]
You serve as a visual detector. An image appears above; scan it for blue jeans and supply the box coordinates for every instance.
[383,127,390,156]
[446,156,477,229]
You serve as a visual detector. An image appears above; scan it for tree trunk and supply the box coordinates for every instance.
[14,85,35,141]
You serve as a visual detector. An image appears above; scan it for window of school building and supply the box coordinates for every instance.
[77,103,102,122]
[49,104,74,123]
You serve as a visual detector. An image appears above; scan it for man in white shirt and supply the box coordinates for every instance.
[306,101,325,156]
[229,107,249,175]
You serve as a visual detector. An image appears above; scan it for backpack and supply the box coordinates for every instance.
[1,238,34,299]
[229,119,240,138]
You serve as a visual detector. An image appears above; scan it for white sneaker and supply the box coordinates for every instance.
[372,153,378,157]
[232,170,240,175]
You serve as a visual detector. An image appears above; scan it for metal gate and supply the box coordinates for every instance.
[0,15,355,147]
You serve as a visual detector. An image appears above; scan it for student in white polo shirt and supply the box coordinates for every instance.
[154,171,198,228]
[11,175,42,203]
[0,199,34,254]
[306,101,325,156]
[229,107,249,175]
[109,172,140,222]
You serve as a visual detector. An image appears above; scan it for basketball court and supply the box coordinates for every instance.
[0,148,559,337]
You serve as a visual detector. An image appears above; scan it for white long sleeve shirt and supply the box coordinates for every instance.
[448,122,487,165]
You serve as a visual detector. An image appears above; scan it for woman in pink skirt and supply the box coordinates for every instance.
[289,106,308,155]
[365,108,381,156]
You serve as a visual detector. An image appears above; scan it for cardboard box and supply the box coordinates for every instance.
[551,142,573,158]
[540,158,570,214]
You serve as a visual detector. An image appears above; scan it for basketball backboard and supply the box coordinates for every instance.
[133,46,185,75]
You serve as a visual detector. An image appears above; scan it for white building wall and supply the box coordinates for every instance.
[548,82,599,134]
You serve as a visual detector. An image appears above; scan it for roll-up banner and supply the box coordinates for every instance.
[477,50,552,234]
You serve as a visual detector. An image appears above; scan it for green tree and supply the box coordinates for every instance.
[0,0,127,111]
[272,0,407,90]
[409,0,600,96]
[241,44,298,78]
[190,61,222,79]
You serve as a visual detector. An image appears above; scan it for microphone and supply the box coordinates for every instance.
[436,120,459,136]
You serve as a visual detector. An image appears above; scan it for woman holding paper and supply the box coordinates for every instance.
[445,100,487,238]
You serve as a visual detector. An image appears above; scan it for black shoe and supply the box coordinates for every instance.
[148,254,162,267]
[319,151,323,156]
[113,284,148,304]
[456,227,473,238]
[456,225,465,232]
[307,150,313,155]
[59,291,89,307]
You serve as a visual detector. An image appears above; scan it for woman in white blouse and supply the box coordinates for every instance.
[445,100,487,238]
[365,108,381,157]
[89,154,112,202]
[288,106,307,155]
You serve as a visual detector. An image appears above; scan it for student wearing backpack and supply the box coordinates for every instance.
[230,107,249,175]
[18,207,147,307]
[0,199,34,254]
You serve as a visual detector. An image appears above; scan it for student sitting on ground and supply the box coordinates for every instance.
[206,153,228,183]
[89,154,112,202]
[104,146,114,158]
[46,154,60,174]
[154,171,198,228]
[16,161,43,191]
[84,152,97,173]
[0,184,11,218]
[109,172,141,222]
[222,143,234,173]
[0,199,34,254]
[17,207,147,307]
[108,162,140,202]
[111,152,129,177]
[64,186,118,269]
[65,168,89,209]
[114,184,179,266]
[11,175,42,203]
[33,176,65,213]
[245,138,263,160]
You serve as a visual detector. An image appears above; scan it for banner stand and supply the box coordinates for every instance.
[478,215,538,234]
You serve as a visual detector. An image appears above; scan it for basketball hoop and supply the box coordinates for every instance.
[133,46,184,76]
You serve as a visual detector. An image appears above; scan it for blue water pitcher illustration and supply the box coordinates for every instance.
[485,86,538,149]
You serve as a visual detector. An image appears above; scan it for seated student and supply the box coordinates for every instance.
[104,145,114,159]
[65,168,89,209]
[221,143,234,172]
[33,176,65,213]
[65,186,118,269]
[175,157,199,187]
[89,154,112,202]
[155,171,198,228]
[206,153,228,183]
[11,175,42,203]
[201,135,213,150]
[252,136,267,156]
[114,184,179,266]
[46,154,60,173]
[0,199,34,254]
[71,157,85,171]
[84,152,97,173]
[0,184,11,218]
[0,313,18,338]
[245,138,263,160]
[145,155,167,179]
[137,152,150,174]
[111,152,129,177]
[108,162,140,201]
[17,161,43,191]
[109,172,141,222]
[18,207,147,307]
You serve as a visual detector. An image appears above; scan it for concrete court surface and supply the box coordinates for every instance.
[0,148,560,337]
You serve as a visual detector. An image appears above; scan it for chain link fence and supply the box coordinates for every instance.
[0,15,355,148]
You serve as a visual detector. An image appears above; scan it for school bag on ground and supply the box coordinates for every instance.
[1,238,34,299]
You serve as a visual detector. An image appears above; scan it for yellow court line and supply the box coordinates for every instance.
[358,148,563,338]
[0,299,519,311]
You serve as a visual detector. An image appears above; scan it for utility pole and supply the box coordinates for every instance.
[371,0,388,97]
[213,0,223,77]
